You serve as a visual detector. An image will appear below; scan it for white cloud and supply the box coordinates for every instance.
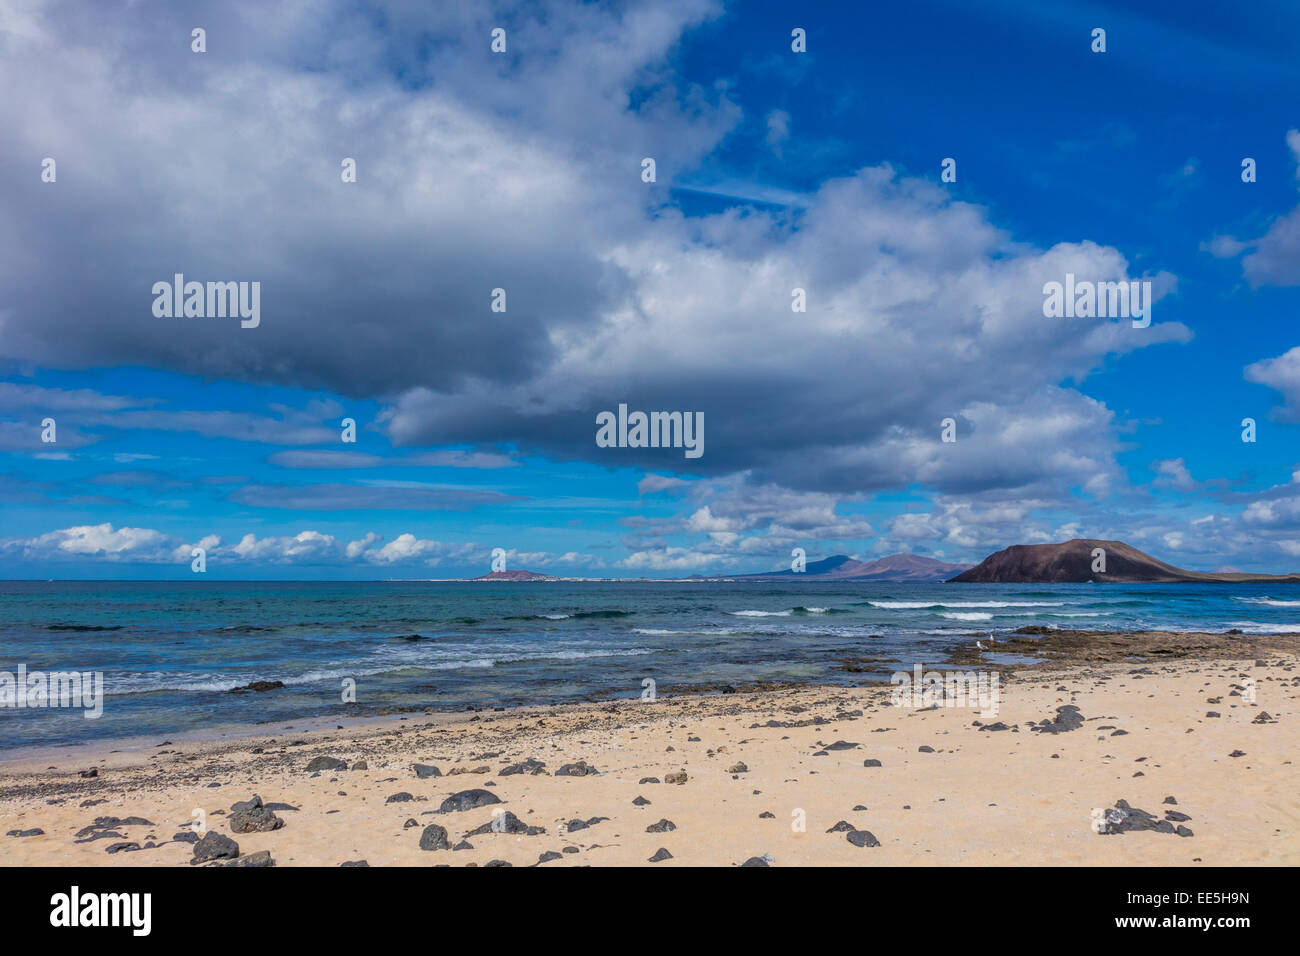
[345,532,383,558]
[368,533,442,564]
[1245,346,1300,421]
[619,547,729,571]
[1201,235,1249,258]
[232,531,338,562]
[31,523,173,559]
[1152,458,1198,492]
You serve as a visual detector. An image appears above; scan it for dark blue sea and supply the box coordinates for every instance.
[1,580,1296,751]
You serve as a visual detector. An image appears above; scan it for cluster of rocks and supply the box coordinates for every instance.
[826,819,881,847]
[305,756,350,773]
[1030,704,1085,734]
[554,761,599,777]
[563,815,608,833]
[411,789,615,863]
[499,758,547,776]
[229,795,285,833]
[184,794,291,866]
[464,811,545,837]
[70,815,161,855]
[191,830,275,867]
[1096,798,1193,837]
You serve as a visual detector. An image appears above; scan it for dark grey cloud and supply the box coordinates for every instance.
[2,0,1188,503]
[2,0,734,396]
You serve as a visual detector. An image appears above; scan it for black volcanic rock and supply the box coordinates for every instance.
[418,824,450,850]
[438,789,501,813]
[1096,800,1183,836]
[229,680,284,693]
[192,831,239,863]
[229,795,284,833]
[846,829,881,848]
[464,811,545,836]
[305,756,349,773]
[1031,704,1085,735]
[499,758,546,776]
[554,761,598,777]
[224,850,275,867]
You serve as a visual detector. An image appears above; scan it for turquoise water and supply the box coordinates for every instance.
[0,579,1296,751]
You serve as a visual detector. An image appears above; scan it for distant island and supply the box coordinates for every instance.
[452,552,968,583]
[470,569,554,581]
[725,553,969,582]
[949,538,1300,583]
[448,540,1300,584]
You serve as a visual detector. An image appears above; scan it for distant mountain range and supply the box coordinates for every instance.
[459,540,1298,584]
[949,538,1300,583]
[462,552,969,582]
[730,553,969,582]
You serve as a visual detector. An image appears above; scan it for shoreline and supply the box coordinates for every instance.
[1,626,1287,767]
[2,629,1296,866]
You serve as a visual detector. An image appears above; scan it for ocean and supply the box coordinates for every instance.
[1,579,1297,752]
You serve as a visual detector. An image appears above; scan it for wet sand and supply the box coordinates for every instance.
[1,630,1296,867]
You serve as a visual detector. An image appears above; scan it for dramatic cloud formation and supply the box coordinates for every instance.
[4,0,1295,576]
[2,0,1185,504]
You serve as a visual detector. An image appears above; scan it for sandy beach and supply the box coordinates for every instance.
[2,630,1296,867]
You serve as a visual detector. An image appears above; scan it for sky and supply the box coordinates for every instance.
[4,0,1300,579]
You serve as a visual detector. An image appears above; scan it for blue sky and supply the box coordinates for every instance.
[4,0,1300,578]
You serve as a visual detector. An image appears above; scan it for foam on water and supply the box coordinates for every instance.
[1224,621,1300,634]
[2,578,1296,750]
[868,600,1068,609]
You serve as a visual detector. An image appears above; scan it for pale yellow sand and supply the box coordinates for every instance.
[1,653,1296,867]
